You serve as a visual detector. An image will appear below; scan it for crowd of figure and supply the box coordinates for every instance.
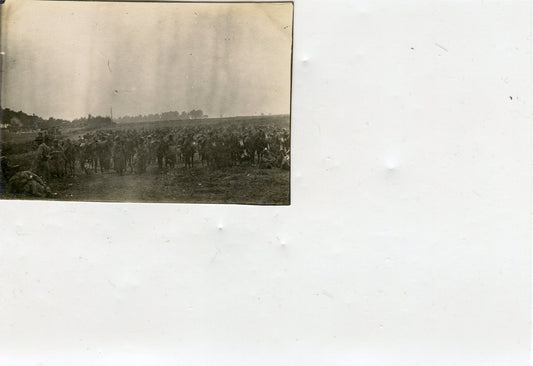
[29,124,291,181]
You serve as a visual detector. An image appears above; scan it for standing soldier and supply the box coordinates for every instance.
[156,135,169,171]
[33,139,51,181]
[165,135,176,169]
[96,138,112,173]
[113,137,127,176]
[133,138,148,174]
[49,140,66,178]
[63,138,77,176]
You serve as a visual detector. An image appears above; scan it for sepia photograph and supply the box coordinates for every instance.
[0,0,293,204]
[1,1,532,365]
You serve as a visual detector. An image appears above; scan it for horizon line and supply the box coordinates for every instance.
[1,107,289,122]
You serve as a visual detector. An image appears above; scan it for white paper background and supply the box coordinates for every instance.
[0,0,531,365]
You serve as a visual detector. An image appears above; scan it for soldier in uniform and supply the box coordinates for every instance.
[133,138,148,174]
[156,135,169,171]
[165,135,176,169]
[49,140,66,178]
[112,137,127,176]
[33,140,51,181]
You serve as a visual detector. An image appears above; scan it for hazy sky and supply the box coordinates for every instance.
[1,1,293,120]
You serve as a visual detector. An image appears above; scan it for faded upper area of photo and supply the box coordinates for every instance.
[1,1,293,121]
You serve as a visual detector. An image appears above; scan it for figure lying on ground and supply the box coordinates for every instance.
[7,171,53,198]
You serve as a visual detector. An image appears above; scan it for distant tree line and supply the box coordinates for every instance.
[71,114,114,128]
[115,109,207,124]
[1,108,209,132]
[1,108,71,132]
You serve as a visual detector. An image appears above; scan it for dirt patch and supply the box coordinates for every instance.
[1,165,289,205]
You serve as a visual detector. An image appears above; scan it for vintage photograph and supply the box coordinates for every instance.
[0,1,292,204]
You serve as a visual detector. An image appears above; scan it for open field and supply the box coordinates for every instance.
[1,114,289,145]
[113,114,290,130]
[1,115,290,205]
[1,165,289,205]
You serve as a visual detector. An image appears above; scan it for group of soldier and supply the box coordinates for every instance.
[31,124,291,181]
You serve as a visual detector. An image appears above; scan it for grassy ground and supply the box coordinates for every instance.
[1,116,290,204]
[1,164,290,205]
